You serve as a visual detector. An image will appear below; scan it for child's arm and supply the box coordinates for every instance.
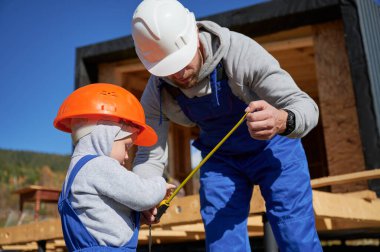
[87,157,167,211]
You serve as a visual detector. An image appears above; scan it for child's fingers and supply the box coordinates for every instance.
[150,207,157,216]
[166,183,177,190]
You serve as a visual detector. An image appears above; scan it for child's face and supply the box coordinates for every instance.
[110,133,137,166]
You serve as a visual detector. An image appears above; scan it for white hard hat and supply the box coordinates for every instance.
[132,0,198,77]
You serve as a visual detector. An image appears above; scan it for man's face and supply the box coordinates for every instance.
[167,48,203,89]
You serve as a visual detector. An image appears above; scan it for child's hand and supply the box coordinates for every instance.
[140,183,177,226]
[140,207,158,226]
[165,183,177,200]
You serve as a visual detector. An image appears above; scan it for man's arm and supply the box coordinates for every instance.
[225,31,319,139]
[132,76,170,178]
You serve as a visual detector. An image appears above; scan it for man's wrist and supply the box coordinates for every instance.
[279,109,295,136]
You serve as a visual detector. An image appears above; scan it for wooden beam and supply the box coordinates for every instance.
[262,36,314,52]
[1,243,38,250]
[114,60,146,74]
[317,217,380,232]
[340,190,378,201]
[0,219,62,245]
[1,180,379,247]
[254,26,314,44]
[313,190,380,222]
[157,186,265,226]
[311,169,380,188]
[139,229,188,239]
[169,223,204,232]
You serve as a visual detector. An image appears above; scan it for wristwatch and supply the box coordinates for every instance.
[279,109,295,136]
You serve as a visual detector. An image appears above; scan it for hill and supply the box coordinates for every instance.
[0,149,70,226]
[0,148,70,185]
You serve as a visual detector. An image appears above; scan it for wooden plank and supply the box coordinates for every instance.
[315,218,333,230]
[262,36,314,52]
[114,60,146,74]
[170,223,204,232]
[0,219,62,245]
[1,243,38,250]
[53,239,66,246]
[311,169,380,188]
[313,190,380,221]
[139,229,188,238]
[316,217,380,232]
[270,47,315,61]
[247,215,263,227]
[340,190,378,201]
[254,26,314,44]
[13,185,61,195]
[158,186,265,226]
[2,181,380,247]
[139,229,205,244]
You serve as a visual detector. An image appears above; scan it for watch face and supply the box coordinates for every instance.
[280,109,295,136]
[287,110,296,131]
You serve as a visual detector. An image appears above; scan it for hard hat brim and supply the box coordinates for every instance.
[133,123,158,147]
[142,27,198,77]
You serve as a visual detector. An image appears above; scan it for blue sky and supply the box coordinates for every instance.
[0,0,267,155]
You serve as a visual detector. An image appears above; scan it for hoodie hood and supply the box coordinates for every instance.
[196,21,231,82]
[72,123,123,157]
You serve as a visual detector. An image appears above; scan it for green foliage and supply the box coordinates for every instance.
[0,148,70,186]
[0,149,70,225]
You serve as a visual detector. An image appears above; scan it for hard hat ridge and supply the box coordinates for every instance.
[132,0,198,76]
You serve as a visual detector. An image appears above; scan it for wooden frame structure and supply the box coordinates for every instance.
[1,170,380,251]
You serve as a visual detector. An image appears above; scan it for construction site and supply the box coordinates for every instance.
[1,0,380,251]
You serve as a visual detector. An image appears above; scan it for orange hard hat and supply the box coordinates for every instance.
[53,83,157,147]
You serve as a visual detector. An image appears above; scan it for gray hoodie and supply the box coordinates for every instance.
[133,21,319,178]
[65,123,166,246]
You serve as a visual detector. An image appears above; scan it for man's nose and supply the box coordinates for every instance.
[172,68,185,79]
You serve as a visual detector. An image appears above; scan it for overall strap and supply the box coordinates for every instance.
[63,155,98,199]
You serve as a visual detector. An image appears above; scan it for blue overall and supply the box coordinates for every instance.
[58,155,140,252]
[160,64,322,252]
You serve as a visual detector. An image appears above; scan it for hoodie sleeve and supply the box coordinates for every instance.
[224,31,319,138]
[86,156,167,211]
[132,76,169,178]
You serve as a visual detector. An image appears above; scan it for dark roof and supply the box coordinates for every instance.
[75,0,341,76]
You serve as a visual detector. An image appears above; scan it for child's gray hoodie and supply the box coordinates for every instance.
[65,124,166,246]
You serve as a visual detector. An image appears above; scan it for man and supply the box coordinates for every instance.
[131,0,322,251]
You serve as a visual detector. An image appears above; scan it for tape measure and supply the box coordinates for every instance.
[155,112,248,221]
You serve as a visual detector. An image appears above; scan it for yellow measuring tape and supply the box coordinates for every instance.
[155,112,248,221]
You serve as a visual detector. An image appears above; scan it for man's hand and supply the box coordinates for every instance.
[245,100,288,140]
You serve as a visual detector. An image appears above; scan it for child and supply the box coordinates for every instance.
[54,83,173,251]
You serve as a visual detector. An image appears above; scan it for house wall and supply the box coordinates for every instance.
[313,21,367,192]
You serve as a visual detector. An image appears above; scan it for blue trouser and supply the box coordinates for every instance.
[159,63,322,251]
[199,153,321,252]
